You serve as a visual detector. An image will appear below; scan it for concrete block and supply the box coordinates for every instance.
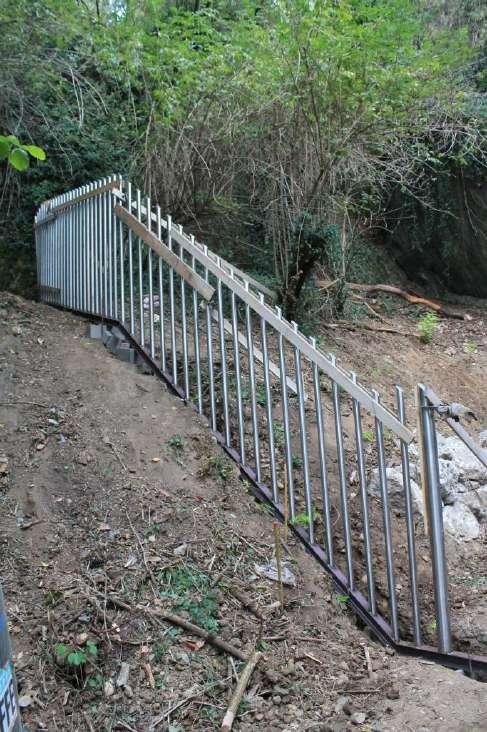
[88,323,103,340]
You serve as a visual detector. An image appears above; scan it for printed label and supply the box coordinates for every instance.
[0,665,18,732]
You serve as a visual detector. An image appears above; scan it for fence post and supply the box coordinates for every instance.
[0,582,23,731]
[417,384,452,653]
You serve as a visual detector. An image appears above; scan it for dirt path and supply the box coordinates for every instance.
[0,293,486,731]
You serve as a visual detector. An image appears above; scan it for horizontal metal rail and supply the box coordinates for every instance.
[425,387,487,469]
[114,205,215,301]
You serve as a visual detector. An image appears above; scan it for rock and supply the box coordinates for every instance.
[457,486,487,522]
[351,712,366,725]
[442,502,480,541]
[116,661,130,687]
[173,543,188,556]
[104,679,115,697]
[437,433,487,485]
[385,684,400,700]
[368,467,423,515]
[334,696,350,715]
[479,430,487,449]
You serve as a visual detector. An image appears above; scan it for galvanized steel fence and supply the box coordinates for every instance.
[34,176,487,673]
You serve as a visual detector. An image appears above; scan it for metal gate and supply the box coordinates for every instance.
[34,176,487,673]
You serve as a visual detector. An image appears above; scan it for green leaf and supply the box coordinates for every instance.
[54,643,70,659]
[23,144,46,161]
[67,651,86,666]
[5,135,20,145]
[85,640,98,657]
[0,139,10,160]
[8,148,30,171]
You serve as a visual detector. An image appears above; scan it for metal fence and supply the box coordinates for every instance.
[34,176,487,673]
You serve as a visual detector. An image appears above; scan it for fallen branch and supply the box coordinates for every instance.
[221,650,263,731]
[322,321,413,336]
[150,608,248,662]
[319,281,465,320]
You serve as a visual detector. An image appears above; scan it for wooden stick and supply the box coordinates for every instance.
[318,281,466,320]
[221,651,263,731]
[283,473,289,543]
[273,522,284,609]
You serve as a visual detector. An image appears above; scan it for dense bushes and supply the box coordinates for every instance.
[0,0,485,313]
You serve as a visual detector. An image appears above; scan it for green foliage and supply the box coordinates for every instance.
[0,134,46,171]
[199,455,233,484]
[167,434,185,454]
[362,430,374,443]
[418,311,439,343]
[54,639,98,669]
[159,564,218,632]
[0,0,481,299]
[290,511,319,528]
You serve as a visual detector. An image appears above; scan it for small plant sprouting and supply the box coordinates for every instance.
[362,429,374,443]
[54,639,98,668]
[464,341,478,355]
[167,434,185,454]
[292,454,303,469]
[273,421,285,448]
[199,455,233,484]
[290,511,318,527]
[256,384,267,407]
[418,311,439,344]
[336,593,349,608]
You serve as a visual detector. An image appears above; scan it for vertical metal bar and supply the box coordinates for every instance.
[119,194,125,324]
[127,182,135,334]
[245,289,261,482]
[373,389,399,641]
[136,189,144,347]
[230,287,245,462]
[217,273,231,445]
[418,384,451,653]
[351,373,376,614]
[157,206,166,372]
[396,386,422,646]
[310,338,333,565]
[89,183,95,313]
[112,182,118,319]
[180,226,190,400]
[276,307,295,519]
[261,295,277,501]
[205,268,217,430]
[103,178,109,316]
[98,182,104,314]
[292,324,314,541]
[330,354,354,589]
[146,196,155,359]
[191,245,203,414]
[167,215,177,383]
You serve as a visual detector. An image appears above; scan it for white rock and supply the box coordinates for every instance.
[479,430,487,449]
[457,486,487,522]
[437,433,487,484]
[442,502,480,541]
[368,467,423,515]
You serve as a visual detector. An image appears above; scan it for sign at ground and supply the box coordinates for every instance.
[0,664,18,732]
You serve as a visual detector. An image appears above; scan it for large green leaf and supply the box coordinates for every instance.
[8,148,30,171]
[23,144,46,161]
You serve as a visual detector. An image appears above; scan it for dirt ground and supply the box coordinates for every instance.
[1,292,486,732]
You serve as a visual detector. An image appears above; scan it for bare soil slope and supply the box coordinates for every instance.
[0,293,486,731]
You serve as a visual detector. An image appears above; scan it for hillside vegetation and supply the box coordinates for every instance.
[0,0,486,317]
